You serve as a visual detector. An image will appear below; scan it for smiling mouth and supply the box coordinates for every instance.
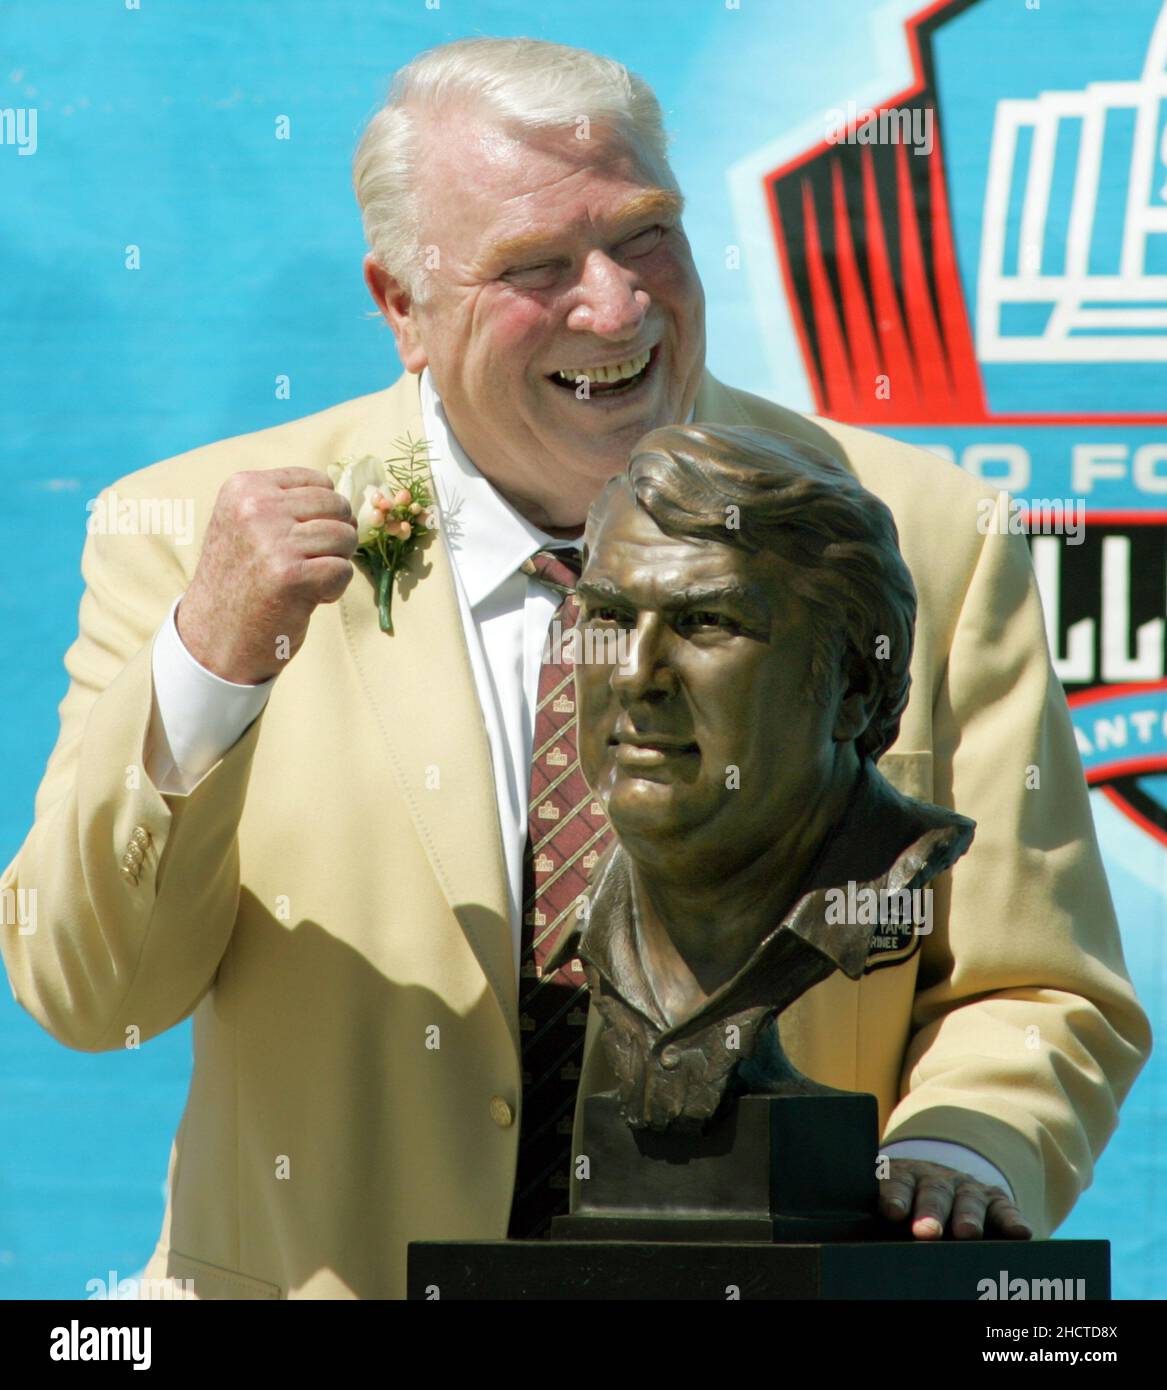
[547,344,658,396]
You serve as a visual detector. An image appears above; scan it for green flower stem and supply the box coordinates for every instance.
[377,563,396,634]
[375,537,407,634]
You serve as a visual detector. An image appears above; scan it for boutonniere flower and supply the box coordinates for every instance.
[328,434,437,634]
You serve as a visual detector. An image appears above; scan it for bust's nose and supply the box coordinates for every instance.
[610,613,678,703]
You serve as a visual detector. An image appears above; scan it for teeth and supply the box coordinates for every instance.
[555,349,651,386]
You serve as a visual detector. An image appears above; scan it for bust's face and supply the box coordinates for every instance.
[575,487,850,872]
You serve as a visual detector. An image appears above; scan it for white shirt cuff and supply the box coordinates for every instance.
[146,595,274,796]
[880,1139,1015,1202]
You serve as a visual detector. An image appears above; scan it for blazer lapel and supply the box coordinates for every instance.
[336,373,518,1054]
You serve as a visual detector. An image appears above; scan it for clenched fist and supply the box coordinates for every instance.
[176,467,358,684]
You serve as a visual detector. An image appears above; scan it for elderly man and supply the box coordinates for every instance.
[0,36,1150,1298]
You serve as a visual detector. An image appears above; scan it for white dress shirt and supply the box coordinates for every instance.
[144,367,1013,1201]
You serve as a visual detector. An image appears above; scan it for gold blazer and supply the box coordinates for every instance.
[1,368,1151,1297]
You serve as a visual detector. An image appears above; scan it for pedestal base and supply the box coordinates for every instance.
[560,1091,880,1242]
[407,1239,1111,1300]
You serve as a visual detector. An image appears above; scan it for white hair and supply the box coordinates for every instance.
[352,36,681,305]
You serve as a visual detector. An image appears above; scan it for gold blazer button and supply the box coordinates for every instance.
[489,1096,515,1129]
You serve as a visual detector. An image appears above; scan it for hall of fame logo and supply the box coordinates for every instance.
[977,7,1167,365]
[747,0,1167,844]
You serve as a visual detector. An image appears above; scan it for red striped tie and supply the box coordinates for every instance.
[507,547,613,1239]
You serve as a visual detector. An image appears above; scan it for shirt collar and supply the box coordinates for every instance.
[547,756,975,1043]
[419,365,697,609]
[420,367,562,609]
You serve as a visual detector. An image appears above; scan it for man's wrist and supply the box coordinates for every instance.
[880,1138,1015,1201]
[149,595,276,792]
[174,592,277,686]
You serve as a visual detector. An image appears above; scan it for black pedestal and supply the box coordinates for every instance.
[407,1085,1110,1299]
[407,1239,1111,1300]
[551,1091,880,1242]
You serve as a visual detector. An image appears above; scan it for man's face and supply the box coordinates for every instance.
[575,488,848,870]
[373,110,706,523]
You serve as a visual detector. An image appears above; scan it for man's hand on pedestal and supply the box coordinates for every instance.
[880,1158,1033,1240]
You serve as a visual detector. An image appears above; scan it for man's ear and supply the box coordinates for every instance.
[363,253,428,373]
[832,649,879,745]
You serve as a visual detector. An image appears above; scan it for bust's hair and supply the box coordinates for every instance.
[583,424,918,762]
[353,37,680,306]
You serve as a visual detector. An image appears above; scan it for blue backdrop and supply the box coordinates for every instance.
[1,0,1162,1298]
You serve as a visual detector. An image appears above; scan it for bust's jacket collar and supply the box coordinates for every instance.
[545,755,975,1049]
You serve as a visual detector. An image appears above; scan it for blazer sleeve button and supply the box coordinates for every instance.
[489,1096,515,1128]
[131,826,150,848]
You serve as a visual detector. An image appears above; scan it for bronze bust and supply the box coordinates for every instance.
[546,423,975,1136]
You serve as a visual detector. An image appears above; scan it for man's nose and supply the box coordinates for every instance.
[610,614,677,702]
[566,250,649,339]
